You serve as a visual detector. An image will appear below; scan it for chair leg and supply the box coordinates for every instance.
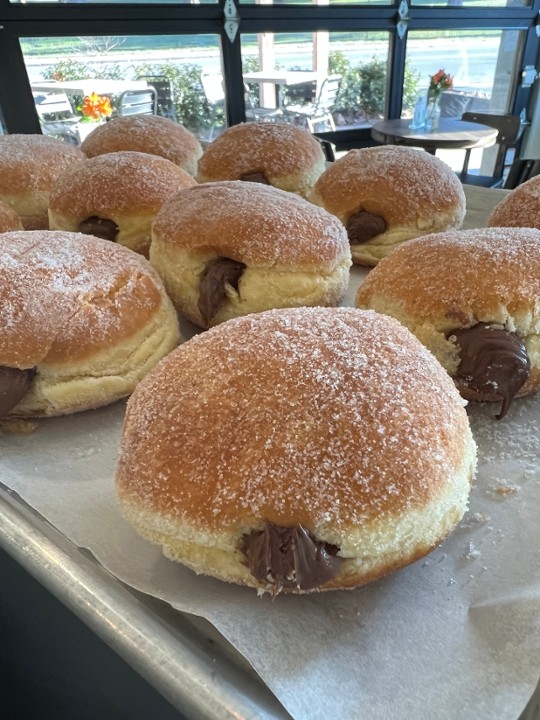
[461,148,472,177]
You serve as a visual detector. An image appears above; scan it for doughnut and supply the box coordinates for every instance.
[355,227,540,418]
[0,134,86,230]
[0,230,180,419]
[48,151,197,256]
[80,116,203,177]
[310,146,466,266]
[488,174,540,230]
[150,181,351,328]
[0,200,23,233]
[196,123,326,198]
[116,306,476,596]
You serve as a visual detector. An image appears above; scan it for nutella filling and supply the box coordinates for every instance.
[0,367,37,418]
[450,323,530,419]
[198,257,246,326]
[346,210,386,245]
[240,522,341,596]
[239,172,269,185]
[78,216,119,242]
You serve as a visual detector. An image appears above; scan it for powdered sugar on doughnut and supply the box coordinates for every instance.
[488,175,540,230]
[0,135,86,193]
[81,116,203,172]
[153,181,349,267]
[197,123,325,179]
[117,307,472,532]
[49,151,197,216]
[313,146,465,225]
[0,230,165,366]
[357,227,540,321]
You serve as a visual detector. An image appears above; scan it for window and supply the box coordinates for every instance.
[0,0,538,158]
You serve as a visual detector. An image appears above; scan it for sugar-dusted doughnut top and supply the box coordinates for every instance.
[0,200,23,233]
[312,146,465,224]
[488,175,540,230]
[49,151,197,217]
[152,180,349,267]
[0,230,167,367]
[80,115,203,171]
[117,307,471,532]
[0,134,86,194]
[356,227,540,323]
[196,122,325,180]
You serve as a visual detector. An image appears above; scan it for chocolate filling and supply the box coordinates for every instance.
[240,522,341,596]
[239,172,269,185]
[198,257,246,326]
[78,216,119,242]
[450,323,530,419]
[0,366,37,418]
[346,210,386,245]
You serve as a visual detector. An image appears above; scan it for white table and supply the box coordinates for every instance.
[30,79,148,97]
[243,70,320,108]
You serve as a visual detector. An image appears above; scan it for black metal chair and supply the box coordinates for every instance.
[503,157,540,189]
[117,88,158,117]
[459,111,523,188]
[137,76,176,120]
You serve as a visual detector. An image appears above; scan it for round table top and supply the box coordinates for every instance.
[370,118,498,152]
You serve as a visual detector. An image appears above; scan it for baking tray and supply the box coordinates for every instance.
[2,183,538,720]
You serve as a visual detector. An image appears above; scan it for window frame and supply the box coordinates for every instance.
[0,0,538,148]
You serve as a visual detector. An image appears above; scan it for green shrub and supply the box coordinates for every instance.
[132,62,214,131]
[329,51,420,122]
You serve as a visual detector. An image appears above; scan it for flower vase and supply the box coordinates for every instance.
[424,94,441,132]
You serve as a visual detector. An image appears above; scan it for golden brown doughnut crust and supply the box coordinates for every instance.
[310,146,466,265]
[116,307,475,593]
[0,134,86,195]
[81,116,203,176]
[0,135,86,230]
[0,200,23,233]
[196,123,326,197]
[49,151,197,217]
[488,175,540,230]
[355,227,540,399]
[152,180,347,267]
[0,230,176,368]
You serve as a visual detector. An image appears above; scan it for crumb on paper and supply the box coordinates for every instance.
[0,418,39,435]
[493,481,520,496]
[465,541,481,560]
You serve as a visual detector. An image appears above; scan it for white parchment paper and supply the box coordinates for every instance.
[1,186,539,719]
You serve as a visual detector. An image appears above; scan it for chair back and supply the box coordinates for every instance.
[33,92,81,145]
[504,157,540,189]
[117,88,157,117]
[34,92,78,122]
[460,112,523,186]
[201,72,225,106]
[313,75,341,114]
[137,76,175,119]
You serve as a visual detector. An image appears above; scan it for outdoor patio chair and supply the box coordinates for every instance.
[244,84,283,123]
[459,111,523,188]
[33,91,82,146]
[283,74,341,132]
[117,87,158,117]
[200,71,226,139]
[137,76,176,120]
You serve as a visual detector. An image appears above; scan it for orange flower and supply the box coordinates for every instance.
[429,69,453,95]
[81,92,113,120]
